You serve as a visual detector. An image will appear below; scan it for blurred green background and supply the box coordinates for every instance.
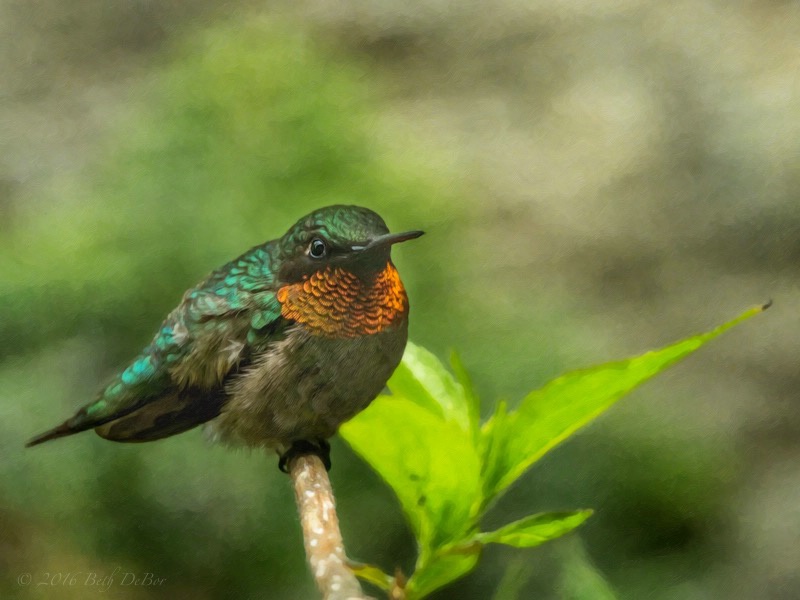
[1,1,796,598]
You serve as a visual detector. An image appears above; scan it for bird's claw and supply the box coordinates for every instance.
[278,438,332,473]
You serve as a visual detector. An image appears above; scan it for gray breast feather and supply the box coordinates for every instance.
[206,324,408,449]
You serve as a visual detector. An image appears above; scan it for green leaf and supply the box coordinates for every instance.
[340,397,482,552]
[406,509,589,599]
[387,342,472,432]
[482,304,768,500]
[471,510,592,548]
[450,350,481,440]
[480,399,509,483]
[406,548,480,600]
[347,561,394,592]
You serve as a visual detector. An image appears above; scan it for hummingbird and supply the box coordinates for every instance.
[26,205,423,470]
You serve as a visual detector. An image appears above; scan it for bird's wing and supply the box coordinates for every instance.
[27,244,285,446]
[90,289,284,443]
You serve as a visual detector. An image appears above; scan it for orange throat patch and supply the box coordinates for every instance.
[277,262,408,337]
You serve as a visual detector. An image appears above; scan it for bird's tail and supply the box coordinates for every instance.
[26,351,169,448]
[25,416,95,447]
[25,394,146,448]
[26,388,223,447]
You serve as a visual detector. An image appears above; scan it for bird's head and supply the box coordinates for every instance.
[277,205,423,283]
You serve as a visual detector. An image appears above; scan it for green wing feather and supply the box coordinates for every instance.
[26,243,284,447]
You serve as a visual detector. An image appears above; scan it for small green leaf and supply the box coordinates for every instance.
[405,511,590,598]
[348,561,394,591]
[471,510,592,548]
[406,548,480,600]
[341,397,482,552]
[480,399,509,493]
[387,342,472,431]
[482,305,768,499]
[450,350,481,440]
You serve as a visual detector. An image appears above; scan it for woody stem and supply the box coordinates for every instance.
[289,453,371,600]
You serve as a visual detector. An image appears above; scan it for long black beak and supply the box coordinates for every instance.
[352,230,424,252]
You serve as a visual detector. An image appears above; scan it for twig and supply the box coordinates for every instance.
[290,454,371,600]
[389,569,407,600]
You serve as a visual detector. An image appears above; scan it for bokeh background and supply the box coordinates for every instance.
[1,1,797,598]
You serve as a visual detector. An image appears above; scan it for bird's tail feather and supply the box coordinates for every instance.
[25,420,88,447]
[27,388,224,447]
[25,398,148,448]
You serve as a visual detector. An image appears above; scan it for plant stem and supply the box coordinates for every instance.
[290,453,371,600]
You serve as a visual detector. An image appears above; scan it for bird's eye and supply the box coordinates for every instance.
[308,238,327,259]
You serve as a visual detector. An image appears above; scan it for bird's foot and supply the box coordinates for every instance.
[278,438,332,473]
